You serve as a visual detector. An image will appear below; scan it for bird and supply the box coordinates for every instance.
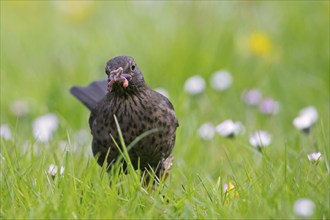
[70,56,178,179]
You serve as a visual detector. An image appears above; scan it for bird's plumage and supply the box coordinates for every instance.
[70,80,107,111]
[70,56,178,177]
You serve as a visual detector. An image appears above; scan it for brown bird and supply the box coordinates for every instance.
[70,56,178,178]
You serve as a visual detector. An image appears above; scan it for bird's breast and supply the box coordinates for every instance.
[91,90,177,168]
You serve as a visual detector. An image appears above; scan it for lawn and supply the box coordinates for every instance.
[1,1,329,219]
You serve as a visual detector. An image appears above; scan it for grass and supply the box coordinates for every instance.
[1,1,329,219]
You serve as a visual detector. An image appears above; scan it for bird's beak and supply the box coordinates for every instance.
[107,67,133,91]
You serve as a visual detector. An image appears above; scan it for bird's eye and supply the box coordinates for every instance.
[131,64,136,71]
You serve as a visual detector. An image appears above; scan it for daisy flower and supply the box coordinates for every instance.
[198,122,215,140]
[33,113,59,142]
[215,120,244,137]
[210,70,233,91]
[241,88,262,106]
[249,130,272,150]
[184,75,206,95]
[0,124,12,141]
[293,106,318,133]
[293,198,315,217]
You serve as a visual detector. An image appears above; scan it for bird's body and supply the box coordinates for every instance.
[71,56,178,177]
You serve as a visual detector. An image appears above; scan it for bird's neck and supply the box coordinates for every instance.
[110,82,148,97]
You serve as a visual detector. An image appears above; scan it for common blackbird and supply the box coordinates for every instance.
[70,56,178,178]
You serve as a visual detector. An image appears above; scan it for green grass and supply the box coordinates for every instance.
[1,1,329,219]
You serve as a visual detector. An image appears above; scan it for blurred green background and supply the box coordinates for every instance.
[1,1,329,218]
[1,0,329,165]
[1,0,329,169]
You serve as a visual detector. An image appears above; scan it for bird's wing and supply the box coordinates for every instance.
[70,80,108,111]
[154,90,179,128]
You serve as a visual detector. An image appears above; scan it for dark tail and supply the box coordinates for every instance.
[70,80,108,111]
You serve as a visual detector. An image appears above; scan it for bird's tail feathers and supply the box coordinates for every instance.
[70,80,108,111]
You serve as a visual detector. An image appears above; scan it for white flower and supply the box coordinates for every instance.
[215,120,244,137]
[48,164,65,177]
[198,122,215,140]
[241,89,262,106]
[154,87,170,99]
[293,106,318,132]
[293,115,314,131]
[0,124,12,140]
[33,113,59,142]
[293,198,315,217]
[307,152,322,162]
[300,106,318,123]
[259,98,280,115]
[210,70,233,91]
[60,166,65,175]
[249,130,272,148]
[48,164,58,176]
[10,100,29,117]
[184,75,206,95]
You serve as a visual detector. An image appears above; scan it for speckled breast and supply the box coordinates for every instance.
[90,89,178,172]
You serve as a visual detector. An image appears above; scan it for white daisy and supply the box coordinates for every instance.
[198,122,215,140]
[33,113,59,142]
[293,106,318,133]
[60,166,65,176]
[293,198,315,217]
[259,98,280,115]
[48,164,58,176]
[249,130,272,148]
[48,164,65,177]
[241,88,262,106]
[184,75,206,95]
[0,124,12,140]
[307,152,322,162]
[210,70,233,91]
[215,120,244,137]
[299,106,318,123]
[10,100,29,116]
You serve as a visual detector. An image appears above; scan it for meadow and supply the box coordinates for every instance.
[1,1,329,219]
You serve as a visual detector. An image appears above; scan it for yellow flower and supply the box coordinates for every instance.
[249,32,272,57]
[223,181,239,204]
[53,1,95,22]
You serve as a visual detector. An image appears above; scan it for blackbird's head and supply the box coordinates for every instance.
[105,56,144,92]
